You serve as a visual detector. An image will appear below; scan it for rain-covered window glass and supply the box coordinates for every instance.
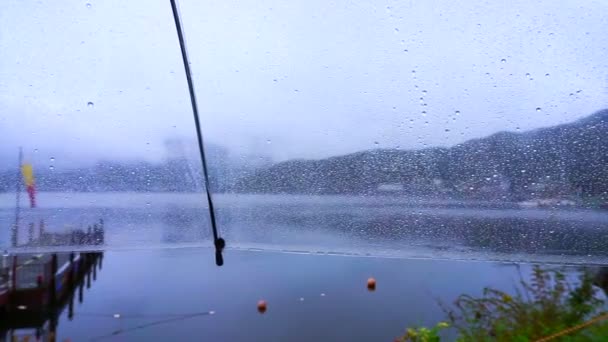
[2,0,608,264]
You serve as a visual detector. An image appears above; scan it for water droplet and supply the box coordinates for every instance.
[421,90,427,95]
[49,166,54,171]
[444,129,450,132]
[521,169,526,173]
[273,79,278,82]
[516,127,521,131]
[34,149,38,153]
[299,297,304,301]
[536,107,542,112]
[131,171,135,175]
[545,73,550,77]
[87,101,94,107]
[320,293,326,297]
[525,73,531,78]
[50,157,55,162]
[394,28,400,33]
[146,202,151,206]
[500,58,507,63]
[86,3,92,8]
[266,139,272,144]
[455,110,460,115]
[374,141,379,146]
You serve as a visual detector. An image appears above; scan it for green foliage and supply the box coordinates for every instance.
[395,322,450,342]
[398,266,608,341]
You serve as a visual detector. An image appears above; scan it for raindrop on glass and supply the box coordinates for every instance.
[536,107,542,112]
[49,166,54,171]
[266,139,272,144]
[374,141,379,146]
[87,101,94,107]
[455,110,460,115]
[50,157,55,162]
[86,3,92,8]
[500,58,507,63]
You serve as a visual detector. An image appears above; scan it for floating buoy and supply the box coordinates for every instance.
[257,300,267,314]
[367,277,376,291]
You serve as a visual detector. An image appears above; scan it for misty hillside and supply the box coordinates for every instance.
[235,110,608,201]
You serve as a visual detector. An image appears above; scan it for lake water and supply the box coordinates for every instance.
[4,249,562,341]
[1,192,608,340]
[2,192,608,263]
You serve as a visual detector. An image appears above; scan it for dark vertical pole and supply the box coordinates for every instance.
[50,254,58,306]
[99,253,103,270]
[39,219,45,240]
[78,282,84,303]
[49,316,57,342]
[12,147,22,248]
[68,294,74,321]
[86,253,91,288]
[28,222,34,244]
[11,256,17,290]
[93,257,97,281]
[169,0,225,266]
[69,252,75,285]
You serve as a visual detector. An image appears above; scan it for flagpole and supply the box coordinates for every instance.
[12,147,22,247]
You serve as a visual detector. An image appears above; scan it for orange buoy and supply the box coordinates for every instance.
[367,277,376,291]
[257,300,267,314]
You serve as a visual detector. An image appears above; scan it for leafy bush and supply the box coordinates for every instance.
[398,266,608,341]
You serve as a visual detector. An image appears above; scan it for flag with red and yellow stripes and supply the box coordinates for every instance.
[21,163,36,208]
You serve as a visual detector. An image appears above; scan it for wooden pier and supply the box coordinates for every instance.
[1,218,106,341]
[0,252,103,341]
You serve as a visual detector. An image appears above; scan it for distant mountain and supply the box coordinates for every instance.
[235,110,608,201]
[0,141,270,193]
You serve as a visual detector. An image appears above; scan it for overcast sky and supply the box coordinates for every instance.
[1,0,607,170]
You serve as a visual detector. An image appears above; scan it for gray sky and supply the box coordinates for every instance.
[1,0,607,169]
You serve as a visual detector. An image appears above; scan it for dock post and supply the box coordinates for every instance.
[39,220,45,240]
[50,254,58,306]
[78,282,84,303]
[28,222,34,243]
[93,257,97,281]
[11,224,18,248]
[11,255,17,291]
[86,254,91,289]
[68,294,74,321]
[69,252,75,286]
